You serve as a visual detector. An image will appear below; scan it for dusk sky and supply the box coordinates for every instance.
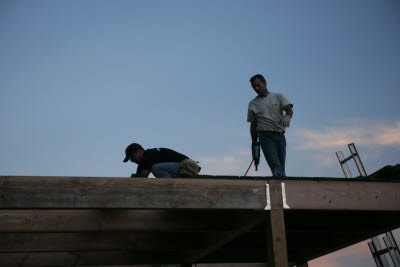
[1,1,399,266]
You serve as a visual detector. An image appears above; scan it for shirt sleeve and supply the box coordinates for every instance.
[280,94,292,108]
[247,104,256,122]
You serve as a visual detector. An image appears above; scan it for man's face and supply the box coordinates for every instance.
[130,149,144,164]
[251,78,267,97]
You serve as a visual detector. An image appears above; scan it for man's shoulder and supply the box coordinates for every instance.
[158,147,174,153]
[142,148,161,159]
[145,148,161,153]
[270,92,290,103]
[248,96,261,106]
[269,92,285,98]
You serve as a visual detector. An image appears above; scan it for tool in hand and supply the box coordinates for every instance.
[252,142,260,171]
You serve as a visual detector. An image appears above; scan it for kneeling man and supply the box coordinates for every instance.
[123,143,200,178]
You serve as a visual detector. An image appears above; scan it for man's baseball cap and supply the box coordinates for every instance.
[123,143,143,162]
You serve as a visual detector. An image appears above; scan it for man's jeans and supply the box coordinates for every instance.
[259,131,286,177]
[151,162,181,178]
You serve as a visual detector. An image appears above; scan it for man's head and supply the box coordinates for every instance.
[123,143,145,164]
[250,74,268,97]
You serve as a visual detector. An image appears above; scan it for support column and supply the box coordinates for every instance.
[266,181,289,267]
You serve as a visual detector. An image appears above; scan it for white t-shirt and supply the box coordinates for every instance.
[247,92,292,132]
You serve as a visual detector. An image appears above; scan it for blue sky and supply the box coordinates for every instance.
[1,1,399,266]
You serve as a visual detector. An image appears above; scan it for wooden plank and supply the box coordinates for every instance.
[267,181,289,267]
[0,232,225,252]
[2,176,400,211]
[267,210,289,267]
[284,180,400,210]
[0,176,267,209]
[0,209,263,232]
[2,230,373,254]
[0,251,181,266]
[0,249,269,266]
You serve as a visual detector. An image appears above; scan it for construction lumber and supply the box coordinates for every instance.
[1,176,399,210]
[0,209,261,232]
[266,181,289,267]
[0,176,267,209]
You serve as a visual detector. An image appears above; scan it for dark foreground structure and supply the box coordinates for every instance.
[0,175,399,267]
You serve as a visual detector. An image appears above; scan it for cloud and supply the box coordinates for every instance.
[309,230,400,267]
[196,119,400,177]
[309,241,373,267]
[198,154,246,176]
[293,121,400,150]
[197,148,271,176]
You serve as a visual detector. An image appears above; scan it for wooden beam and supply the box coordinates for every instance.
[0,176,267,209]
[0,251,181,266]
[284,180,400,211]
[0,249,269,266]
[266,181,289,267]
[0,232,225,252]
[0,209,263,232]
[1,176,399,211]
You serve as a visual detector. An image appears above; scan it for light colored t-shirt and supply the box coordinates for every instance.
[247,92,292,132]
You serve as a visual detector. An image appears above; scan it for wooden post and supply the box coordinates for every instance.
[266,181,289,267]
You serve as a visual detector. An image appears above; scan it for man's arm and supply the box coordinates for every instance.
[140,170,150,177]
[131,170,151,178]
[250,121,258,143]
[283,104,293,118]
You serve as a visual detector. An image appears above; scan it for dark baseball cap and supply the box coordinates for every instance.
[123,143,143,162]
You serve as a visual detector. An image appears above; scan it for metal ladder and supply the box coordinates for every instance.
[336,143,400,267]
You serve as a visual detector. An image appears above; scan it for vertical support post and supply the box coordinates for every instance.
[266,180,289,267]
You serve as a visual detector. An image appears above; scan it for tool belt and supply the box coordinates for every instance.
[180,159,201,176]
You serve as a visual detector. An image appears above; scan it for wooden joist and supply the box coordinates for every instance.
[0,176,267,209]
[0,209,262,232]
[1,176,399,210]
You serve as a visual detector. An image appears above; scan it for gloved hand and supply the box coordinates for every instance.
[281,115,291,128]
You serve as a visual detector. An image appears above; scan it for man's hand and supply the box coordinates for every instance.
[281,115,291,128]
[131,173,147,178]
[131,170,151,178]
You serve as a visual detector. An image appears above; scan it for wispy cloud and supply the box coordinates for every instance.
[309,241,373,267]
[196,120,400,177]
[294,121,400,150]
[198,148,272,176]
[198,154,246,176]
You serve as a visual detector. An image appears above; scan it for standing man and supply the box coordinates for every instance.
[123,143,200,178]
[247,74,293,177]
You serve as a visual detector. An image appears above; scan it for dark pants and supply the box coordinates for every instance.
[259,131,286,177]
